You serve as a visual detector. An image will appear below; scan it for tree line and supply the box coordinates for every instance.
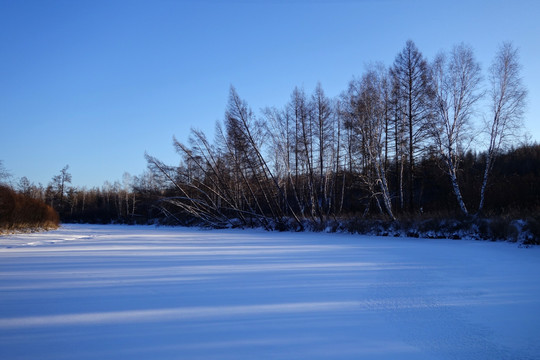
[2,144,538,230]
[1,40,536,232]
[145,40,531,229]
[4,166,156,224]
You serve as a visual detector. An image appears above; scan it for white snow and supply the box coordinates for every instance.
[1,224,539,359]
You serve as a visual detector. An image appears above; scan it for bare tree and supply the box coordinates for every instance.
[331,99,346,215]
[478,42,527,213]
[0,160,10,185]
[122,172,135,218]
[150,87,302,229]
[391,40,433,211]
[17,176,32,195]
[288,87,319,219]
[310,83,333,215]
[320,96,343,218]
[263,105,304,217]
[431,43,483,215]
[389,77,406,211]
[341,66,395,220]
[51,165,72,207]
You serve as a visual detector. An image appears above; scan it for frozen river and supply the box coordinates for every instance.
[1,224,539,359]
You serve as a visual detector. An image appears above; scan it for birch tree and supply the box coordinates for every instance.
[479,42,527,213]
[342,67,395,219]
[431,43,483,215]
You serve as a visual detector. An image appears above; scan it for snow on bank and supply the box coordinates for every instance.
[1,224,539,359]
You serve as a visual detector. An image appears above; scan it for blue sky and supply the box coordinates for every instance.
[1,0,539,188]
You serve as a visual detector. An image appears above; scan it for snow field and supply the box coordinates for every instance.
[1,224,539,359]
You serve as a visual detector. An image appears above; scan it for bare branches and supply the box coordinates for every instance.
[391,40,434,211]
[431,43,483,215]
[142,40,529,226]
[342,66,395,220]
[0,160,11,185]
[479,42,527,213]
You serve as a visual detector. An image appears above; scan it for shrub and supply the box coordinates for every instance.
[490,217,519,242]
[344,217,371,234]
[524,215,540,245]
[0,185,59,233]
[476,216,518,242]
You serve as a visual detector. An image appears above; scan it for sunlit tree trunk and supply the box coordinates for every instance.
[430,43,483,216]
[478,42,527,213]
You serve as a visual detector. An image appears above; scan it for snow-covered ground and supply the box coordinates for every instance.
[1,224,539,359]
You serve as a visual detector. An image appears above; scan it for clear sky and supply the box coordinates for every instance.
[1,0,539,188]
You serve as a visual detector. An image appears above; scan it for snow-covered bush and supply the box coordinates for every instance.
[524,216,540,245]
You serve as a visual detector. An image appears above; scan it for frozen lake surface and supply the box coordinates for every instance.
[1,224,539,359]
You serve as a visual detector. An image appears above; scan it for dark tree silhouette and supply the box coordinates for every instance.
[391,40,433,211]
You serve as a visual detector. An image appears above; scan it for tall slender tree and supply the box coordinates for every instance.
[311,83,333,215]
[391,40,433,211]
[479,42,527,213]
[389,76,406,211]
